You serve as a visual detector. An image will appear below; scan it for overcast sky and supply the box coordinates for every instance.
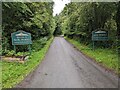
[53,0,70,16]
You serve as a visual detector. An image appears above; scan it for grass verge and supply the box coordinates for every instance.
[2,37,54,88]
[0,60,2,90]
[66,37,118,75]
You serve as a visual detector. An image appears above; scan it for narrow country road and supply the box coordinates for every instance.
[16,37,118,88]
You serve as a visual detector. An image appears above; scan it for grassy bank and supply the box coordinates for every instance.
[66,38,118,75]
[2,37,53,88]
[0,61,1,90]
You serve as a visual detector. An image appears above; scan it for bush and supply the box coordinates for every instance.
[2,37,49,56]
[32,37,48,51]
[6,50,15,57]
[15,52,30,57]
[3,50,30,57]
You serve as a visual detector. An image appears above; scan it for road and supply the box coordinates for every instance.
[16,37,118,88]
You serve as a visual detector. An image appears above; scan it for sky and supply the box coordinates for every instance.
[53,0,70,16]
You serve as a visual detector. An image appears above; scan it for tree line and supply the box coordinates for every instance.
[57,2,120,48]
[2,2,56,54]
[2,2,120,55]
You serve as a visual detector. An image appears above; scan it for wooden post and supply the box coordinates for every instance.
[93,41,95,51]
[14,45,16,54]
[28,44,31,55]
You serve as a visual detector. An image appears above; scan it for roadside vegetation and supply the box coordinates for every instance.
[2,1,120,88]
[57,2,119,47]
[2,2,55,88]
[2,2,56,55]
[2,37,53,88]
[56,2,120,75]
[0,61,1,90]
[66,38,118,75]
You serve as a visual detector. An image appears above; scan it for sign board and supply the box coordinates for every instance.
[92,31,108,41]
[11,30,32,45]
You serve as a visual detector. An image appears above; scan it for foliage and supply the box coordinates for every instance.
[6,50,15,57]
[0,61,1,90]
[57,2,119,47]
[53,23,63,36]
[32,37,48,51]
[2,2,55,54]
[2,37,53,88]
[15,52,30,57]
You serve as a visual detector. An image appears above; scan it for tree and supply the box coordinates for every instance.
[53,23,62,36]
[116,2,120,55]
[2,2,55,53]
[116,2,120,40]
[57,2,117,46]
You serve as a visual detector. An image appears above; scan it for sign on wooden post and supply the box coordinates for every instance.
[11,30,32,54]
[92,30,109,50]
[92,31,108,41]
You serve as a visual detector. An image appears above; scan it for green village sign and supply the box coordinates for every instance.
[92,31,108,41]
[92,30,109,50]
[11,30,32,54]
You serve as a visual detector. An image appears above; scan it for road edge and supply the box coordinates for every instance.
[65,37,119,77]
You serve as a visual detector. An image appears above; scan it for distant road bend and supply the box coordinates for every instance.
[16,37,118,88]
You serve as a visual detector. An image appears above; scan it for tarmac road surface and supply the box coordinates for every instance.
[16,37,118,88]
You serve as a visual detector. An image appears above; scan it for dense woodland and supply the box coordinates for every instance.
[2,2,56,54]
[2,2,120,55]
[2,2,120,88]
[57,2,120,48]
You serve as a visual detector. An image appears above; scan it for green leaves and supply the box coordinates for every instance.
[2,2,55,53]
[58,2,118,47]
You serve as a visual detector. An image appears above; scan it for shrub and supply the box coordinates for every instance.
[6,50,15,57]
[32,37,48,51]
